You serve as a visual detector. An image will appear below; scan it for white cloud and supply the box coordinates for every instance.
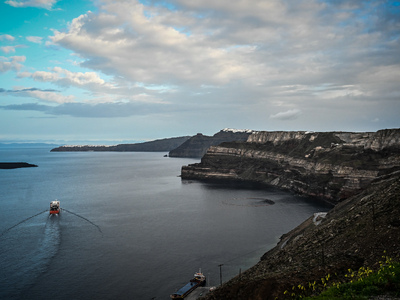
[21,66,168,105]
[27,66,109,88]
[26,89,75,103]
[50,2,254,86]
[5,0,58,10]
[0,56,26,73]
[26,36,43,44]
[270,109,302,120]
[0,45,26,54]
[2,0,400,131]
[0,34,15,41]
[49,0,400,95]
[1,46,17,54]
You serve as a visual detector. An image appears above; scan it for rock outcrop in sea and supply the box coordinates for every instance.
[0,162,38,169]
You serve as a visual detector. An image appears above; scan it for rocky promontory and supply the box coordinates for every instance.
[51,136,191,152]
[182,129,400,204]
[50,129,254,157]
[0,162,38,169]
[169,128,253,158]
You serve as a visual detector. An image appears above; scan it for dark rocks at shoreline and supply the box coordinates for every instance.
[0,162,38,169]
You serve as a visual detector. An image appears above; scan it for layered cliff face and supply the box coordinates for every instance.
[181,129,400,203]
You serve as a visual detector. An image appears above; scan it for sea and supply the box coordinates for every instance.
[0,146,332,300]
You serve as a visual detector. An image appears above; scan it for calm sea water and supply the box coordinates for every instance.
[0,147,332,300]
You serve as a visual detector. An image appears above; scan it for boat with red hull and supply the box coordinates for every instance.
[170,270,206,299]
[49,200,60,214]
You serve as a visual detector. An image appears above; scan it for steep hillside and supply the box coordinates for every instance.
[182,129,400,203]
[201,170,400,300]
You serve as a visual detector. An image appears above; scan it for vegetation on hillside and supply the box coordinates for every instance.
[282,254,400,299]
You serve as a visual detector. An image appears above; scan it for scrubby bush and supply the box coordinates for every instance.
[281,254,400,299]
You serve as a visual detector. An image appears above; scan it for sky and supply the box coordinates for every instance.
[0,0,399,144]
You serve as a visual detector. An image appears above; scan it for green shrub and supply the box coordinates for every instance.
[281,254,400,299]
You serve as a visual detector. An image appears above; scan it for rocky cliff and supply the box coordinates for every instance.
[201,170,400,300]
[182,129,400,204]
[168,128,253,158]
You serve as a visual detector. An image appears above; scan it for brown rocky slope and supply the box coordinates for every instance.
[201,170,400,300]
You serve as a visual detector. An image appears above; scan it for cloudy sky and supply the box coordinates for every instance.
[1,0,399,143]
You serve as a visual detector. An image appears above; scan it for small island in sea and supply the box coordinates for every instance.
[0,162,38,169]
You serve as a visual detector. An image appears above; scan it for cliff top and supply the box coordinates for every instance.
[222,128,254,134]
[247,128,400,151]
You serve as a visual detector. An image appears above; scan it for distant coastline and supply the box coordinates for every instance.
[50,136,191,153]
[50,128,253,158]
[0,162,38,169]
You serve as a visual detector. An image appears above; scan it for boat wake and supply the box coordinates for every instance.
[0,213,61,299]
[0,209,47,238]
[62,208,103,235]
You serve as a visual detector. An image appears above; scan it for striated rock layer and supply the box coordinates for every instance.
[181,129,400,204]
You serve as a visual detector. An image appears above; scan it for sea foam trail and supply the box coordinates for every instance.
[0,209,47,238]
[62,208,103,235]
[0,214,61,299]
